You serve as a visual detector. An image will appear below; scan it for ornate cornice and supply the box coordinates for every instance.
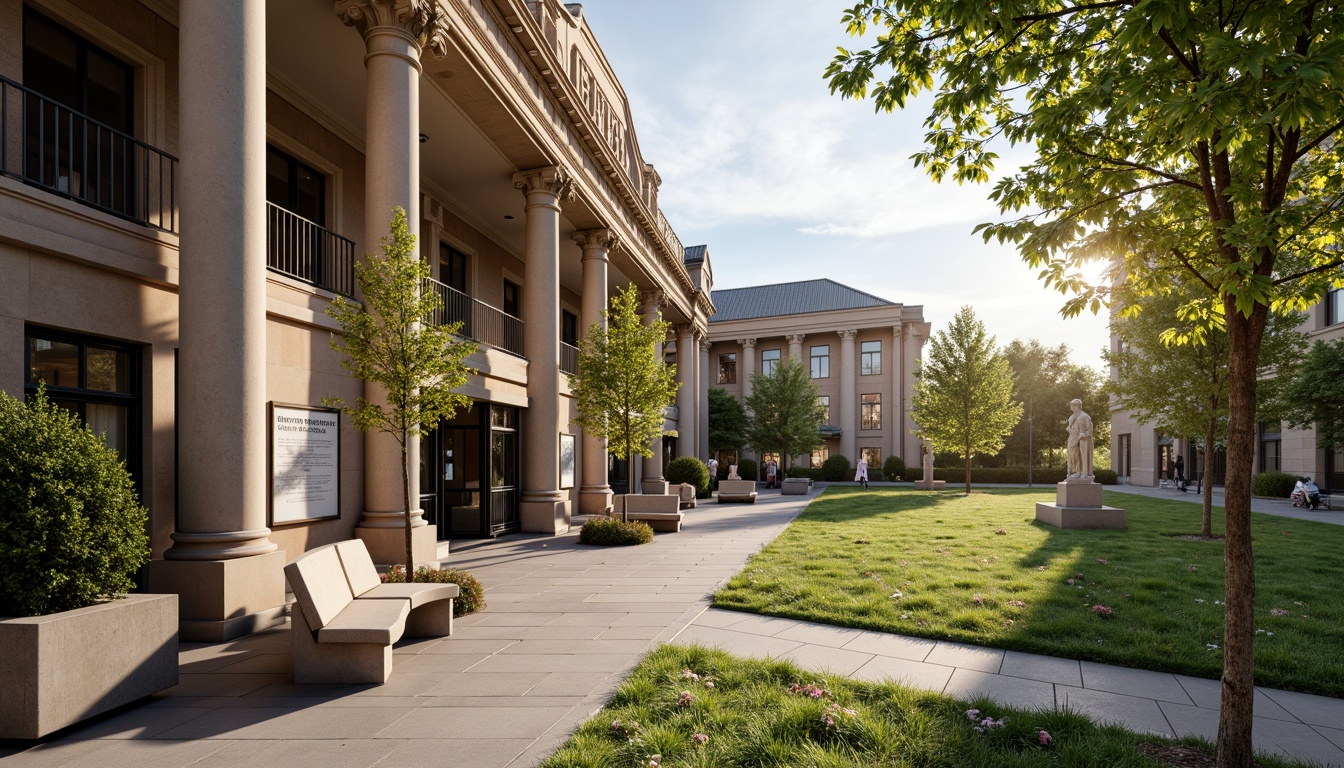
[335,0,450,57]
[573,228,619,253]
[513,165,575,201]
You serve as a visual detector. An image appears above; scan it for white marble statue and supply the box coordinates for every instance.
[1067,398,1094,478]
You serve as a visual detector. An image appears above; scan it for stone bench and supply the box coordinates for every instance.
[284,540,458,684]
[781,477,810,495]
[913,478,946,490]
[675,483,697,509]
[617,493,684,531]
[718,479,758,503]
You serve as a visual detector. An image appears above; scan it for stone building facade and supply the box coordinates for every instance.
[704,280,929,472]
[1,0,710,640]
[1109,288,1344,491]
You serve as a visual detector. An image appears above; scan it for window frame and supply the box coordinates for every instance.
[265,144,326,226]
[718,352,737,384]
[860,340,882,376]
[503,279,521,318]
[861,446,882,469]
[810,344,830,379]
[860,393,881,430]
[817,395,830,424]
[761,348,781,376]
[1327,288,1344,327]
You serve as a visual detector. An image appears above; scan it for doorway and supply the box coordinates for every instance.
[420,404,519,538]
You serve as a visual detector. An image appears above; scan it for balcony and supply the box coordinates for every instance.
[1,76,177,232]
[266,203,355,297]
[560,342,579,375]
[423,277,524,357]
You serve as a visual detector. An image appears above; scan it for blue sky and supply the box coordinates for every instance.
[577,0,1111,371]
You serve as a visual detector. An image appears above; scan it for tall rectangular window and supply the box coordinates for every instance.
[860,340,881,375]
[1259,421,1282,473]
[817,395,830,424]
[810,345,830,379]
[1328,288,1344,326]
[761,348,780,376]
[266,145,325,225]
[718,353,737,384]
[810,447,829,467]
[861,393,881,429]
[561,310,578,346]
[861,447,882,469]
[1118,434,1131,477]
[503,279,521,318]
[439,244,468,293]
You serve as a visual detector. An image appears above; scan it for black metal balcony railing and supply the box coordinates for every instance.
[560,341,579,375]
[423,277,524,357]
[1,76,177,232]
[267,202,355,297]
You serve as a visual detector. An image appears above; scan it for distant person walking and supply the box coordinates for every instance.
[1173,455,1185,485]
[855,456,869,488]
[765,459,778,489]
[706,457,719,492]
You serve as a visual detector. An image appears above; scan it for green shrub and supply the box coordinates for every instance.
[0,388,150,617]
[822,454,851,481]
[926,467,1119,485]
[786,466,824,480]
[579,517,654,546]
[737,458,757,482]
[665,456,711,498]
[882,455,907,482]
[1252,470,1298,498]
[384,565,486,616]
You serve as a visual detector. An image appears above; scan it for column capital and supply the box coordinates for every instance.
[336,0,449,57]
[675,324,696,337]
[838,329,858,341]
[737,337,757,349]
[699,337,713,352]
[893,322,904,338]
[573,228,619,254]
[785,333,807,344]
[638,289,665,312]
[513,165,575,201]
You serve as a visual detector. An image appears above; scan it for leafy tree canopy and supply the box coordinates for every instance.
[744,358,825,466]
[1281,337,1344,452]
[569,284,679,493]
[707,387,749,454]
[912,306,1022,493]
[1001,339,1106,466]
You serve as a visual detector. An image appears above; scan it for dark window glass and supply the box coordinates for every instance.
[23,10,132,131]
[85,346,131,392]
[503,280,521,318]
[1327,289,1344,326]
[24,328,139,471]
[265,145,325,225]
[761,349,780,376]
[861,340,882,376]
[440,244,468,293]
[28,337,79,388]
[718,353,736,384]
[562,310,578,346]
[810,345,829,378]
[861,393,881,430]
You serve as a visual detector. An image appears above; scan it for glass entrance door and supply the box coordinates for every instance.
[488,406,519,534]
[421,404,519,538]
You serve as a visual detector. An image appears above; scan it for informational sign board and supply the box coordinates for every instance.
[559,433,576,489]
[269,403,341,525]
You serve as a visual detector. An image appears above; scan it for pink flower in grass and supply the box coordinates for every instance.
[691,733,708,746]
[1270,607,1290,616]
[677,691,693,707]
[1097,558,1109,565]
[1092,604,1114,618]
[995,527,1007,535]
[1039,730,1053,746]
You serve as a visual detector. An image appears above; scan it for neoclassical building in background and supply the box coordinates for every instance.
[1110,288,1344,491]
[1,0,712,640]
[705,280,929,471]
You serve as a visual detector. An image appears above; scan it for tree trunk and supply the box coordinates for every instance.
[1215,303,1267,768]
[401,438,414,577]
[963,447,971,495]
[1204,409,1217,538]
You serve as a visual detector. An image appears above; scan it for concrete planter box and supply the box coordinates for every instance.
[0,593,179,739]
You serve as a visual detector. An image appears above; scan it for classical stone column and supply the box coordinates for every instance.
[337,0,447,567]
[892,323,905,462]
[143,0,284,642]
[515,166,573,532]
[787,333,806,362]
[676,325,697,459]
[698,335,711,460]
[640,292,666,491]
[738,338,757,402]
[839,329,858,462]
[575,229,616,514]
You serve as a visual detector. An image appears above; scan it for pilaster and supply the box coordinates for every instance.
[575,228,617,513]
[676,325,697,459]
[838,329,858,462]
[641,292,667,488]
[698,335,711,460]
[786,333,806,362]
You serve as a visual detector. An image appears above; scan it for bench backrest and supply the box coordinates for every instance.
[284,544,354,631]
[718,479,757,494]
[334,539,382,597]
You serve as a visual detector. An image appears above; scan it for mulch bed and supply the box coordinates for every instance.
[1136,742,1267,768]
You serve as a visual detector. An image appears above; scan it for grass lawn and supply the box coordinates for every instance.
[539,644,1307,768]
[712,487,1344,697]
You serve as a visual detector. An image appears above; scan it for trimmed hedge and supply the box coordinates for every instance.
[929,467,1119,485]
[786,467,824,481]
[1252,470,1298,498]
[821,454,851,482]
[579,517,654,546]
[737,459,757,482]
[1,388,150,617]
[666,456,711,498]
[882,455,907,482]
[384,565,486,616]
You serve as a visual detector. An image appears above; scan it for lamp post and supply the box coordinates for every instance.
[1026,400,1033,487]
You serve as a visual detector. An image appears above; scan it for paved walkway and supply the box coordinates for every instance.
[4,486,1342,767]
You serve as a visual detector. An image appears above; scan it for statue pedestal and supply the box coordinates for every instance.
[913,452,944,490]
[1035,478,1126,529]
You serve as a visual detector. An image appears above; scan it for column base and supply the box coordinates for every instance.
[1035,502,1127,530]
[520,492,570,534]
[641,479,670,495]
[142,550,287,642]
[356,523,438,569]
[578,486,613,515]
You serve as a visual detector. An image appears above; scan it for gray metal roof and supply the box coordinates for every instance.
[683,244,707,263]
[709,279,896,322]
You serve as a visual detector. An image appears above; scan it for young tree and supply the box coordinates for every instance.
[1002,340,1106,468]
[911,307,1022,494]
[827,5,1344,761]
[1107,292,1304,536]
[707,387,749,458]
[325,207,476,574]
[744,358,825,471]
[569,284,679,511]
[1280,337,1344,455]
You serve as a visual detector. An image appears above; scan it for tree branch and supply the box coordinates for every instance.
[1171,247,1219,295]
[1011,1,1132,23]
[1069,148,1203,190]
[1272,258,1344,286]
[1294,117,1344,160]
[1157,27,1201,78]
